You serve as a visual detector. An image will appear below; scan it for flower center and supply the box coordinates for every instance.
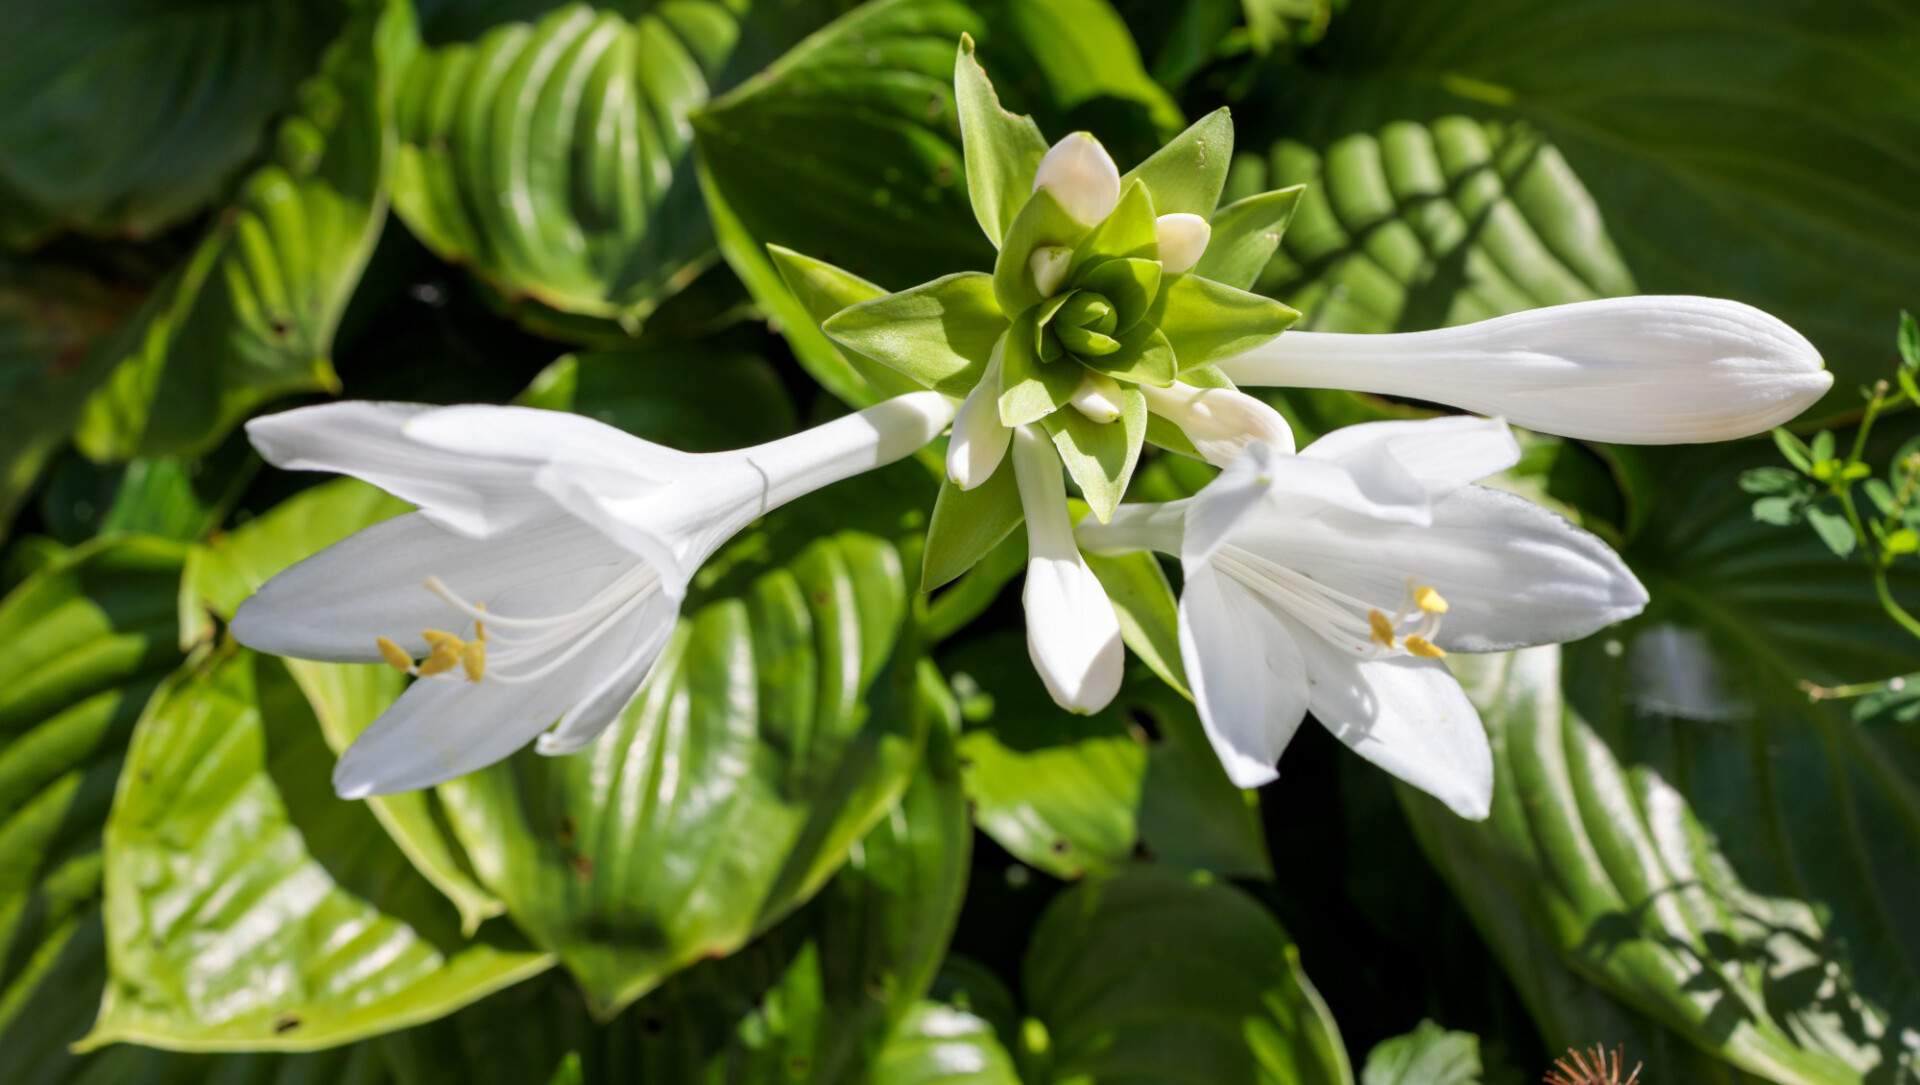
[1213,548,1449,659]
[374,564,661,685]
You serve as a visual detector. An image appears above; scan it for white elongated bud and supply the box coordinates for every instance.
[1011,426,1123,715]
[1138,381,1295,464]
[1155,213,1211,274]
[947,345,1011,489]
[1029,245,1072,298]
[1069,370,1126,423]
[1034,133,1121,227]
[1217,296,1833,444]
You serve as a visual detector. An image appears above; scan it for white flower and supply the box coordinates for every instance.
[1153,213,1210,274]
[234,392,956,797]
[1217,296,1832,443]
[1033,132,1120,227]
[1010,424,1123,714]
[1137,380,1295,464]
[1077,416,1647,818]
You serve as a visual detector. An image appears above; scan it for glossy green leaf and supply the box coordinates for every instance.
[994,188,1092,317]
[517,348,796,453]
[824,273,1006,397]
[1152,272,1298,371]
[1023,867,1351,1083]
[1196,185,1303,291]
[946,636,1267,881]
[1361,1021,1482,1085]
[74,0,397,460]
[999,315,1081,427]
[1119,107,1234,219]
[437,527,935,1018]
[975,0,1183,145]
[83,650,551,1051]
[956,34,1050,248]
[1402,437,1920,1083]
[870,1002,1023,1085]
[1042,386,1144,524]
[923,466,1025,594]
[0,1,337,246]
[388,3,728,324]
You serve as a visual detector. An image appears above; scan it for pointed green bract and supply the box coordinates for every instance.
[1074,256,1162,333]
[955,35,1049,248]
[1066,179,1158,283]
[923,465,1025,592]
[1197,186,1305,291]
[1084,323,1176,387]
[999,312,1082,426]
[771,244,885,327]
[1120,107,1235,219]
[1152,273,1300,371]
[823,272,1006,396]
[1044,387,1146,523]
[993,187,1090,316]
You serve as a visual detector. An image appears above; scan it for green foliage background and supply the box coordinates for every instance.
[2,0,1917,1082]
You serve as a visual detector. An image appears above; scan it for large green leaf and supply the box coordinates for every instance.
[1265,0,1920,406]
[387,2,731,326]
[870,1001,1023,1085]
[946,634,1268,881]
[1402,439,1920,1083]
[1361,1021,1482,1085]
[73,0,398,460]
[0,538,186,1081]
[1023,867,1353,1084]
[0,1,339,247]
[437,524,940,1017]
[516,346,796,452]
[82,649,550,1051]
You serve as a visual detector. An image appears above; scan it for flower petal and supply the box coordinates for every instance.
[1222,296,1832,443]
[948,348,1012,489]
[1180,565,1310,788]
[402,403,689,481]
[533,595,679,756]
[1034,132,1120,227]
[1291,626,1493,819]
[246,402,554,539]
[1301,415,1520,490]
[1013,424,1122,714]
[232,513,635,663]
[1138,382,1295,467]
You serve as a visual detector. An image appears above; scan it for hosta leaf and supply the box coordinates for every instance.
[870,1002,1023,1085]
[83,648,549,1052]
[1401,436,1920,1084]
[517,348,796,453]
[1269,0,1920,404]
[1023,867,1351,1083]
[1361,1021,1482,1085]
[0,538,186,1081]
[436,525,937,1018]
[388,3,725,324]
[0,1,338,246]
[945,635,1267,881]
[73,0,398,460]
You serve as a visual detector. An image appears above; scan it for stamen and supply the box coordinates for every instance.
[1415,586,1449,614]
[474,602,487,643]
[423,629,462,648]
[392,564,662,687]
[416,644,462,677]
[1368,609,1396,648]
[461,639,486,681]
[1405,636,1446,659]
[376,636,414,673]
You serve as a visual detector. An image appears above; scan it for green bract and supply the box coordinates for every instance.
[793,35,1302,588]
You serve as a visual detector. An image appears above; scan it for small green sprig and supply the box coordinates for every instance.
[1742,310,1920,713]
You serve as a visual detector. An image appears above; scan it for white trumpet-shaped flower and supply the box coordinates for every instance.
[1033,132,1120,227]
[1138,380,1295,464]
[1077,417,1647,818]
[1011,424,1123,714]
[234,393,957,797]
[1218,296,1832,444]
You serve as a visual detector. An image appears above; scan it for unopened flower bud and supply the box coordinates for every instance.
[1034,133,1120,227]
[1155,213,1211,274]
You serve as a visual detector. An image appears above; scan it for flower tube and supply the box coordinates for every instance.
[1010,424,1124,714]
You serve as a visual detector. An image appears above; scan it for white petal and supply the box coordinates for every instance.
[1013,425,1122,714]
[1180,565,1310,788]
[948,348,1012,489]
[1214,442,1433,541]
[1220,296,1832,444]
[1301,415,1519,490]
[245,402,553,538]
[1029,246,1072,297]
[402,403,689,481]
[1182,440,1279,566]
[231,513,633,663]
[1034,132,1120,227]
[1154,213,1210,274]
[1139,381,1295,467]
[1069,370,1125,423]
[1291,627,1493,819]
[1261,485,1648,652]
[533,594,679,755]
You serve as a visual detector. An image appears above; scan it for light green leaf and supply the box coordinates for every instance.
[82,650,551,1052]
[1074,256,1161,334]
[437,526,936,1018]
[517,348,796,453]
[1081,548,1187,697]
[1361,1021,1482,1085]
[825,273,1006,398]
[946,637,1267,881]
[993,187,1092,317]
[1043,387,1145,524]
[1024,868,1351,1083]
[1196,185,1303,291]
[956,34,1049,248]
[999,315,1081,427]
[923,467,1025,594]
[1083,322,1175,388]
[1152,273,1298,371]
[0,1,337,246]
[870,1002,1023,1085]
[1065,178,1157,283]
[74,0,397,459]
[1119,107,1234,219]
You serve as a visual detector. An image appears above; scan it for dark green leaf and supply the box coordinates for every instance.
[1900,311,1919,372]
[1119,107,1234,219]
[923,467,1026,594]
[517,349,796,453]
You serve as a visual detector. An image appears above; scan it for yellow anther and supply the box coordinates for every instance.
[1414,586,1449,614]
[474,603,487,644]
[1405,636,1447,659]
[461,639,486,682]
[376,636,414,673]
[1367,609,1397,648]
[416,644,462,677]
[422,629,463,649]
